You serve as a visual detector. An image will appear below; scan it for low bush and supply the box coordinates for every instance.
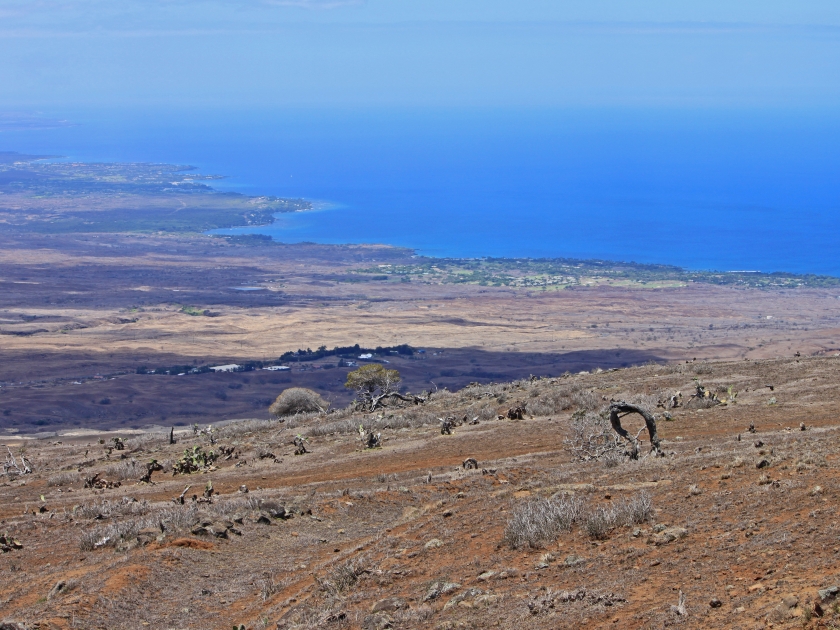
[269,388,328,417]
[503,495,585,549]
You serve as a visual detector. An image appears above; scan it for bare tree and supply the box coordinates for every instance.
[608,401,663,458]
[3,446,32,476]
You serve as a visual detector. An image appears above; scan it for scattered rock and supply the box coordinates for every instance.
[649,527,688,546]
[443,588,483,611]
[136,527,161,546]
[424,581,461,602]
[371,597,408,613]
[818,585,840,602]
[362,612,393,630]
[564,554,585,567]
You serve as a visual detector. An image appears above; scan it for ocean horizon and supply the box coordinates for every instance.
[3,106,839,276]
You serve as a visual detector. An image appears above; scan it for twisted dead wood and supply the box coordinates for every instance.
[608,401,663,458]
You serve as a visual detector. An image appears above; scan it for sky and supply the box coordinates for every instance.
[0,0,839,110]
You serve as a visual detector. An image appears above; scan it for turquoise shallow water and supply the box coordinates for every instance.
[4,107,840,275]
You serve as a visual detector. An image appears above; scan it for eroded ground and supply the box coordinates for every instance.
[2,357,840,629]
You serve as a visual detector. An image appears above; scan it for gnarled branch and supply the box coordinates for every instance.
[609,401,662,458]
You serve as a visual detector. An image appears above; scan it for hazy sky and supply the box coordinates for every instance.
[1,0,839,109]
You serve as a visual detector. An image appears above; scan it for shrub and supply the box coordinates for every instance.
[503,495,585,549]
[314,556,370,595]
[105,459,143,481]
[48,471,81,487]
[269,388,328,417]
[565,410,620,462]
[582,506,615,540]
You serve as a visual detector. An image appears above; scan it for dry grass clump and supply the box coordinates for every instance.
[218,418,276,439]
[76,496,151,520]
[582,493,654,540]
[270,387,328,417]
[314,556,370,596]
[503,495,586,549]
[565,411,620,462]
[505,492,653,547]
[105,458,144,481]
[47,471,81,487]
[79,517,156,551]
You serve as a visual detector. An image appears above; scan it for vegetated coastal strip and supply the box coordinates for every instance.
[0,152,311,233]
[3,151,835,288]
[350,256,840,290]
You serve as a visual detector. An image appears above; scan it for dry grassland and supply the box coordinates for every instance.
[2,356,840,629]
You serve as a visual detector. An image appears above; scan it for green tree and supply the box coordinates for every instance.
[345,364,401,410]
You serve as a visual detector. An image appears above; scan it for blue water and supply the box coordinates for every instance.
[2,107,839,275]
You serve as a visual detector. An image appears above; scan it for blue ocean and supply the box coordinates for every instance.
[3,107,839,275]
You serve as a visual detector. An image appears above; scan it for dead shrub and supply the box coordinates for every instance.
[565,411,621,462]
[105,459,144,481]
[48,471,81,487]
[582,492,653,540]
[583,506,616,540]
[570,389,600,411]
[503,495,586,549]
[617,492,653,525]
[79,517,155,551]
[315,556,370,595]
[76,497,150,520]
[270,388,328,417]
[527,389,574,416]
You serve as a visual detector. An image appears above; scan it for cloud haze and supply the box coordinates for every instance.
[0,0,838,109]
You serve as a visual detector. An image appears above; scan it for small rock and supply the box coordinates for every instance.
[477,571,497,582]
[782,595,799,609]
[800,422,806,431]
[564,554,585,567]
[424,538,443,549]
[424,581,460,602]
[709,598,722,608]
[443,588,483,611]
[819,585,840,602]
[255,513,272,525]
[442,510,453,517]
[753,440,764,448]
[632,528,641,538]
[649,527,688,546]
[371,597,408,613]
[238,485,248,493]
[755,458,771,469]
